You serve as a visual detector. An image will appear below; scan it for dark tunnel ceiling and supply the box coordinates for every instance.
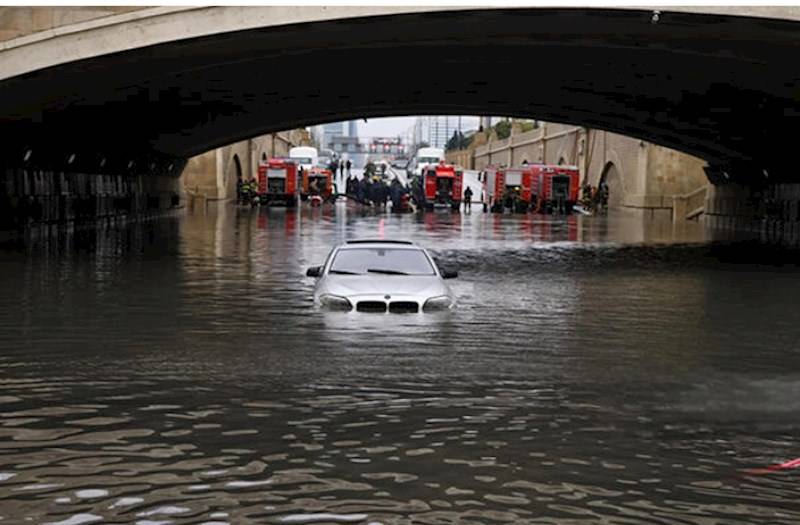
[0,8,799,175]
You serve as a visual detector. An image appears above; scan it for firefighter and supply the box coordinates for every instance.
[390,177,402,211]
[364,161,376,179]
[236,177,244,204]
[248,177,258,205]
[502,187,516,211]
[463,185,473,213]
[512,186,522,213]
[240,178,249,205]
[381,180,390,209]
[357,176,368,204]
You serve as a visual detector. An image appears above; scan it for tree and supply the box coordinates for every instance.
[445,130,462,151]
[494,120,512,140]
[445,130,474,151]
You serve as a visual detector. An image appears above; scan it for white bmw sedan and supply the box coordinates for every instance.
[306,240,457,313]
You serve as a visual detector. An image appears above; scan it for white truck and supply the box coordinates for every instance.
[289,146,319,173]
[409,147,445,177]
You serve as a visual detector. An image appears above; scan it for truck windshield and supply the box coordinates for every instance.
[419,157,441,164]
[291,157,312,165]
[330,248,435,276]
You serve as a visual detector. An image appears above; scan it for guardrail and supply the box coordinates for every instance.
[672,184,709,222]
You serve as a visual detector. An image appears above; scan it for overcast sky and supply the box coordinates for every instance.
[356,117,416,139]
[356,116,482,139]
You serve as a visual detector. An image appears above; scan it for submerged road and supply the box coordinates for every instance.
[1,208,799,524]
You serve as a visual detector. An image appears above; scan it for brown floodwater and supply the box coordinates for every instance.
[0,205,799,524]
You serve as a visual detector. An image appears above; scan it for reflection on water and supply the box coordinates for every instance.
[1,205,799,524]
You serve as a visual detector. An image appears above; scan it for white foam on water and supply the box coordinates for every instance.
[224,479,272,488]
[43,514,103,525]
[75,489,108,499]
[17,483,62,491]
[109,497,144,508]
[0,473,15,482]
[279,513,369,524]
[137,506,189,517]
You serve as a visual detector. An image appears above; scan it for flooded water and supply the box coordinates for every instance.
[1,205,800,524]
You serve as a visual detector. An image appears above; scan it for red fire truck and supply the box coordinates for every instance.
[301,166,334,204]
[478,165,500,213]
[492,166,535,213]
[533,165,580,213]
[422,161,463,212]
[257,158,298,207]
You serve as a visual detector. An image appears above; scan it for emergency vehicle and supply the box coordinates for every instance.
[422,161,463,212]
[492,166,535,213]
[257,158,298,207]
[478,165,500,212]
[301,166,334,205]
[534,165,580,213]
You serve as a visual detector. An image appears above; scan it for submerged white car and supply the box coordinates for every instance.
[306,240,457,313]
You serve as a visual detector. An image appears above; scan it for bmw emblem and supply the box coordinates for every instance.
[384,295,391,300]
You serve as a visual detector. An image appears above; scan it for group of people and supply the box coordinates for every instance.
[328,158,352,179]
[236,177,259,205]
[580,182,609,212]
[345,173,411,212]
[492,186,528,213]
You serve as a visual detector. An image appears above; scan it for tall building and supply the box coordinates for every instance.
[413,116,479,149]
[314,120,359,151]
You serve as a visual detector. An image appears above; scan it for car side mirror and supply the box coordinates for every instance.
[441,269,458,279]
[306,266,322,278]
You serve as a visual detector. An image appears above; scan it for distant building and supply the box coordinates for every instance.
[314,120,359,152]
[413,116,480,149]
[329,135,360,156]
[368,137,406,157]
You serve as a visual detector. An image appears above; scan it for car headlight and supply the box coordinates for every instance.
[319,294,352,311]
[423,295,452,312]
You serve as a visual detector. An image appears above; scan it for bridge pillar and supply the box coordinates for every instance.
[705,175,800,243]
[0,155,186,232]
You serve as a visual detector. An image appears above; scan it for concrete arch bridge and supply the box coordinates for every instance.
[0,6,799,227]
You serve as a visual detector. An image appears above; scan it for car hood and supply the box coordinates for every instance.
[320,275,449,298]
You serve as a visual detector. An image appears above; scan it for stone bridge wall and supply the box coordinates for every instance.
[457,122,708,218]
[0,7,146,42]
[182,129,310,209]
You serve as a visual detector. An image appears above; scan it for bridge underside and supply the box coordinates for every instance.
[0,8,799,184]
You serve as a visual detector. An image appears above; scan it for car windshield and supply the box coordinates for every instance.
[330,248,435,276]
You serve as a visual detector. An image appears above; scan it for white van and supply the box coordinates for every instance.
[411,147,445,176]
[289,146,319,173]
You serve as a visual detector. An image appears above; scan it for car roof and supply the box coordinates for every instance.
[339,240,420,249]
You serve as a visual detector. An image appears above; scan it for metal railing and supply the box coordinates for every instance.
[672,184,709,222]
